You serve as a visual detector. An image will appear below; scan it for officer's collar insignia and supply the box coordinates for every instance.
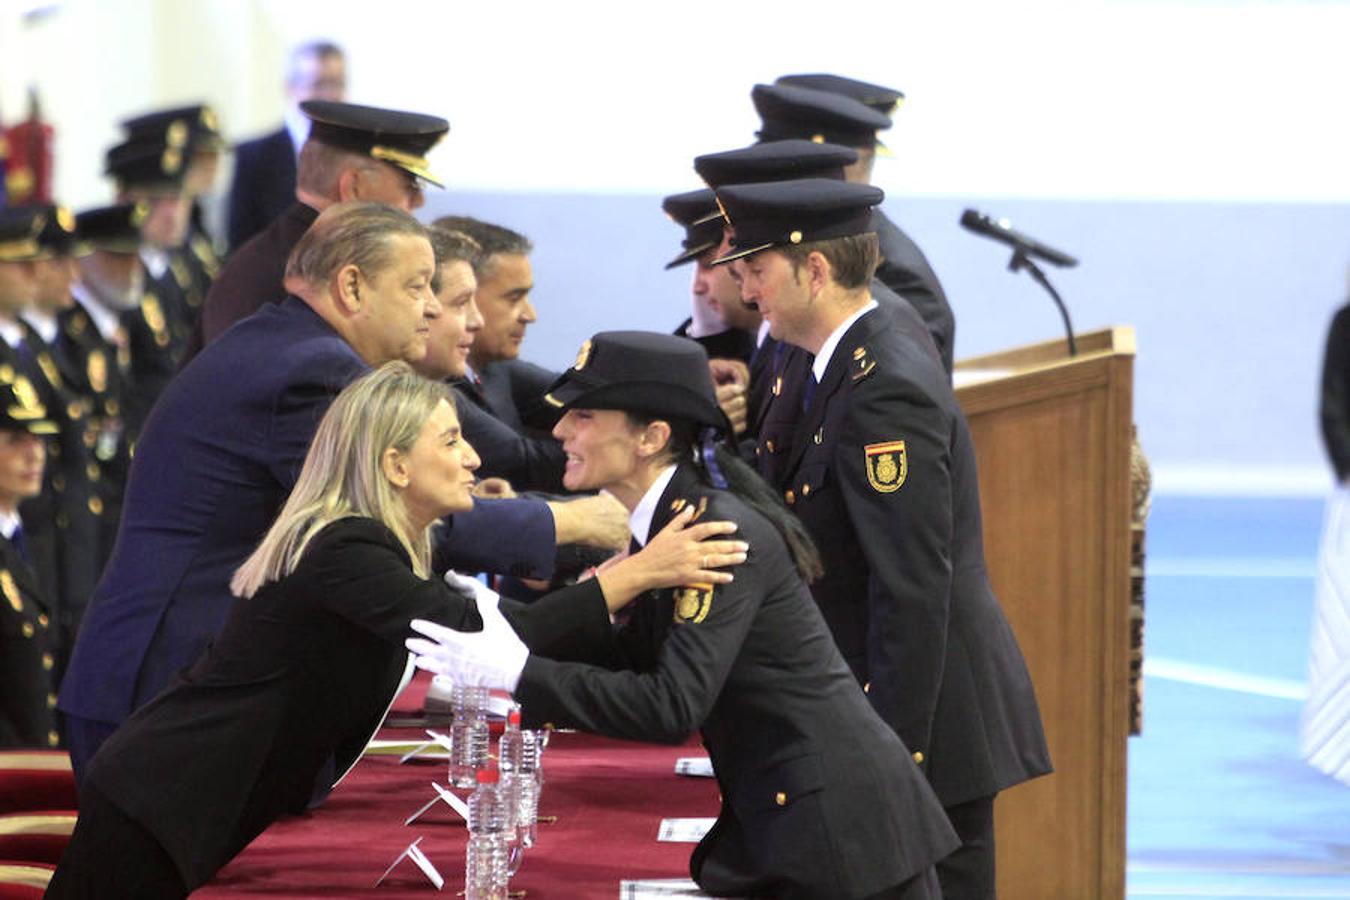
[673,582,713,624]
[1,570,20,612]
[851,346,876,382]
[669,498,688,513]
[689,496,709,523]
[37,353,59,388]
[573,339,592,371]
[864,440,907,493]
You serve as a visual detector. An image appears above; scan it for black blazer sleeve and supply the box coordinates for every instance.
[1321,304,1350,481]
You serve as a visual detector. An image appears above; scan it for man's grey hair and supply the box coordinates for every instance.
[285,201,428,287]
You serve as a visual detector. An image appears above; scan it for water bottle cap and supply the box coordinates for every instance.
[476,766,500,784]
[508,709,521,726]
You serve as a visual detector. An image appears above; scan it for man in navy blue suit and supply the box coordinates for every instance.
[58,202,606,782]
[226,41,346,253]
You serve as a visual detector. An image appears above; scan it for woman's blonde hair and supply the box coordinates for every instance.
[230,361,450,598]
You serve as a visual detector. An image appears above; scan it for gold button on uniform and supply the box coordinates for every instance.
[88,496,104,515]
[775,791,787,806]
[47,693,57,709]
[21,622,33,638]
[912,751,925,764]
[87,463,100,480]
[37,614,48,628]
[47,731,60,747]
[42,653,54,671]
[766,439,776,453]
[802,483,811,497]
[785,489,796,505]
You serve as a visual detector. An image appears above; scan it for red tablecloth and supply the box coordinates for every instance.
[198,673,719,898]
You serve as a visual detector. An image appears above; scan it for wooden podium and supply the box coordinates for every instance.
[954,327,1136,900]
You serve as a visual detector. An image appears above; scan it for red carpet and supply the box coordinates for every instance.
[198,673,719,898]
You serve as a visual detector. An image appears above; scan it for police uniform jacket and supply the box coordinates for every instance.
[0,535,60,748]
[872,209,956,376]
[674,318,756,366]
[84,517,612,890]
[226,127,298,253]
[514,464,959,899]
[184,201,318,363]
[771,304,1051,808]
[59,296,560,741]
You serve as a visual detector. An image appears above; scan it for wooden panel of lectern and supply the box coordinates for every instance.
[954,327,1135,900]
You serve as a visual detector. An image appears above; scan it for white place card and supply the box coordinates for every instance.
[405,782,469,825]
[375,835,445,890]
[673,757,713,777]
[619,877,743,898]
[656,818,715,843]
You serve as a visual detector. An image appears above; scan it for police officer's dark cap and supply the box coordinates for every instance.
[713,178,883,265]
[301,100,449,187]
[543,331,730,434]
[75,203,148,255]
[31,204,81,257]
[694,140,858,190]
[752,83,891,149]
[104,137,188,193]
[0,206,59,263]
[661,188,723,270]
[775,73,904,115]
[121,104,226,154]
[0,372,57,436]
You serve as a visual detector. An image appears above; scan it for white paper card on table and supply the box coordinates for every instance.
[619,878,742,898]
[656,817,715,842]
[375,835,445,890]
[405,782,469,825]
[673,757,713,777]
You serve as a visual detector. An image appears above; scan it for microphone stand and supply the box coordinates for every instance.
[1008,249,1076,357]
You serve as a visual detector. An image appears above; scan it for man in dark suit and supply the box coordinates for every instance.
[0,373,62,750]
[226,41,346,253]
[716,178,1051,898]
[57,203,583,783]
[433,216,559,437]
[753,80,957,375]
[188,99,446,363]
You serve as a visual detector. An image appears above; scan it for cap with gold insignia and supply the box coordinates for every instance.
[751,83,891,149]
[121,103,226,154]
[0,374,58,435]
[694,139,858,190]
[301,100,449,187]
[775,73,904,115]
[543,331,731,434]
[712,178,883,264]
[104,136,188,193]
[661,188,722,269]
[0,206,52,262]
[30,204,81,257]
[75,203,147,255]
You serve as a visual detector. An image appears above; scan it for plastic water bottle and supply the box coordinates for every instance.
[498,708,525,874]
[464,766,510,900]
[515,728,542,848]
[450,684,489,789]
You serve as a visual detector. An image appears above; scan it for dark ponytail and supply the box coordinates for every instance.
[629,413,823,583]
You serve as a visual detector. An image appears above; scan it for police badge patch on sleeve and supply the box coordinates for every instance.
[864,440,908,493]
[673,583,714,624]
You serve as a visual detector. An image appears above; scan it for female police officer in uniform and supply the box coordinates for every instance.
[407,331,958,899]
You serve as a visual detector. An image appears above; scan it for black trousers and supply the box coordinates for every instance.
[45,781,187,899]
[936,793,997,900]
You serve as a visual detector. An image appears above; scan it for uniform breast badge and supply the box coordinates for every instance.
[1,569,21,612]
[673,583,713,624]
[864,440,908,493]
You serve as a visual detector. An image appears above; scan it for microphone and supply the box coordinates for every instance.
[959,209,1078,268]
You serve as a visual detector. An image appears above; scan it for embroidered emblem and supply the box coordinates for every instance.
[1,570,20,612]
[864,440,908,493]
[87,351,108,394]
[573,339,592,371]
[673,583,713,624]
[37,352,60,388]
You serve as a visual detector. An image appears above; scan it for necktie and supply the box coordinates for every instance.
[802,371,819,413]
[10,524,27,563]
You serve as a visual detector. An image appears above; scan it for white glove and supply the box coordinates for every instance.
[443,570,501,613]
[406,600,529,694]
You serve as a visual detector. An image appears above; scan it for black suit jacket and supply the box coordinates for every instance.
[873,208,956,376]
[0,537,59,748]
[450,380,567,492]
[184,201,319,364]
[770,306,1051,807]
[86,517,610,890]
[514,464,958,899]
[227,128,297,253]
[1322,303,1350,480]
[476,358,560,437]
